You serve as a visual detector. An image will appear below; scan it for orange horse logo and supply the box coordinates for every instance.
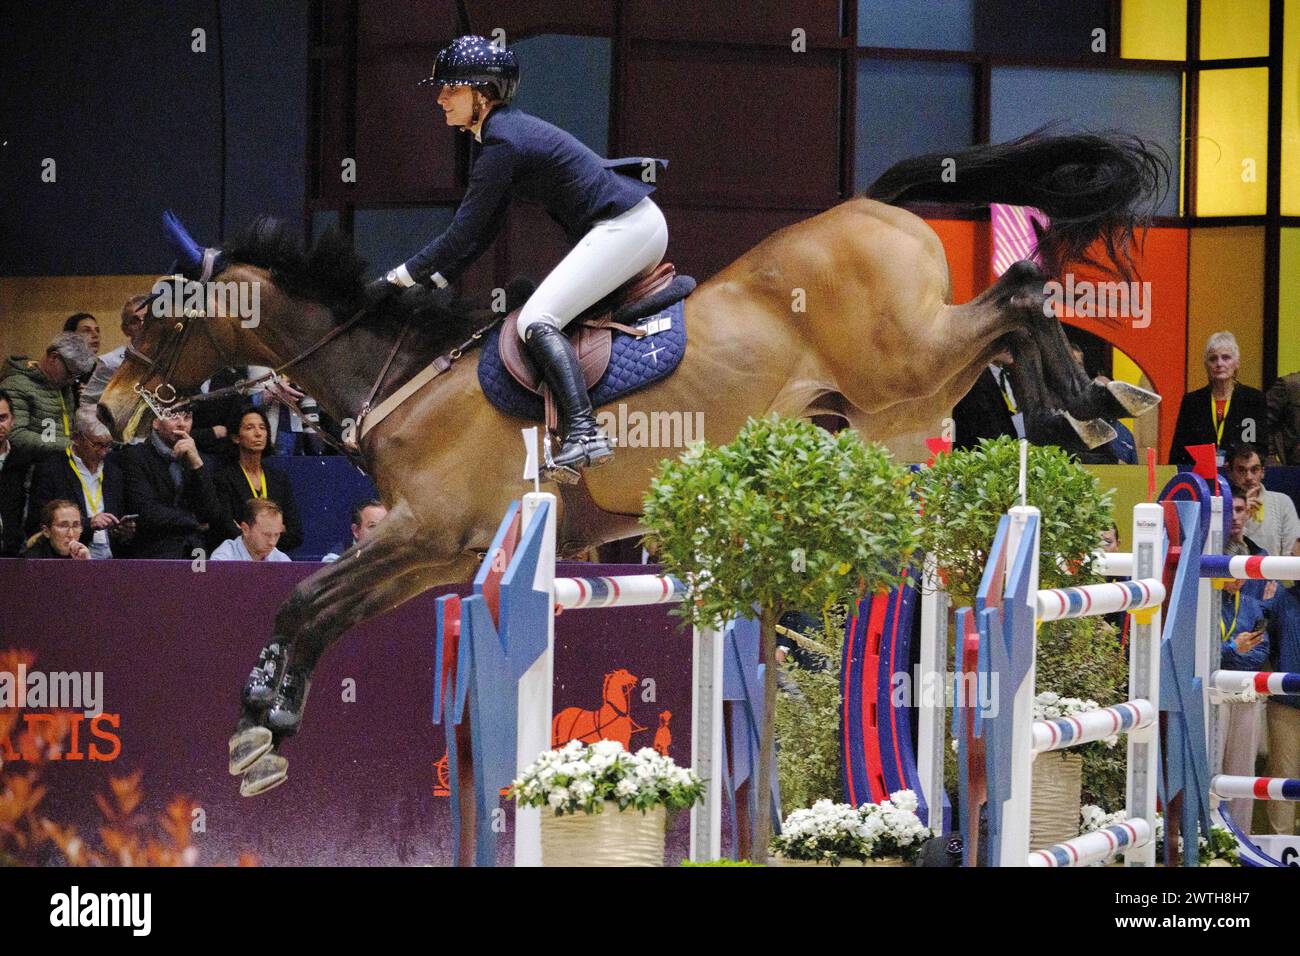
[552,668,648,749]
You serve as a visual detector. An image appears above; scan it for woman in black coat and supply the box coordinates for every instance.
[212,406,303,554]
[1169,332,1269,466]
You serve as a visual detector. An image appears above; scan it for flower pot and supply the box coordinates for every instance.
[539,802,666,866]
[768,855,905,867]
[1030,751,1083,852]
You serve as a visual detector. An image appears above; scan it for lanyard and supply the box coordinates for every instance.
[996,370,1018,414]
[1211,386,1232,445]
[241,466,267,499]
[66,448,103,515]
[58,392,70,438]
[1219,590,1241,643]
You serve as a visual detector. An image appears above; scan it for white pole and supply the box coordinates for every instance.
[690,624,724,861]
[918,553,949,833]
[1124,503,1164,866]
[514,491,557,866]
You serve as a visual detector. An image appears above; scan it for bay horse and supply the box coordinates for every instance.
[97,131,1165,795]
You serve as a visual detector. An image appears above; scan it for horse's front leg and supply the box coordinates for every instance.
[229,501,479,796]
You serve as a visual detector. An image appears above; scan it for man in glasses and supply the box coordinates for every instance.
[26,408,132,559]
[0,331,96,462]
[1226,442,1300,559]
[21,499,91,560]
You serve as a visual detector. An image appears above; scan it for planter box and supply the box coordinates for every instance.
[539,803,666,867]
[1030,751,1084,851]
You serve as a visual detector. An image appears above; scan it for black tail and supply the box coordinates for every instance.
[864,129,1170,280]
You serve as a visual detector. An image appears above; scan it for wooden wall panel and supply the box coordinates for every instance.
[0,276,156,365]
[621,43,842,207]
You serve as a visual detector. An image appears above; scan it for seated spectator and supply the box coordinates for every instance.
[322,499,389,562]
[26,408,134,559]
[21,499,90,560]
[79,295,149,414]
[0,389,36,557]
[211,498,291,562]
[1266,369,1300,465]
[1170,332,1269,466]
[1225,443,1300,558]
[0,332,97,462]
[119,407,223,558]
[189,366,250,467]
[212,406,303,554]
[63,313,101,355]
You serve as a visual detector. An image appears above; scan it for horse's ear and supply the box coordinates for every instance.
[162,209,205,272]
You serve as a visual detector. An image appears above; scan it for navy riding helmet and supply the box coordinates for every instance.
[419,35,519,103]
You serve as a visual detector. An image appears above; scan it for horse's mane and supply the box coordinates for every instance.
[221,216,528,361]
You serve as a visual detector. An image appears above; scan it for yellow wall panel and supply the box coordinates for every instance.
[1200,0,1269,59]
[1281,229,1300,377]
[0,276,155,365]
[1121,0,1187,60]
[1187,228,1265,389]
[1283,0,1300,214]
[1196,68,1269,215]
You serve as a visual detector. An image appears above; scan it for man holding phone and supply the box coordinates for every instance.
[119,406,224,558]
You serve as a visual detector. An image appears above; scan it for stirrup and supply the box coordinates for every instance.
[540,432,614,484]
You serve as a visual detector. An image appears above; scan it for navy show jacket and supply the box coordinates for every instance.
[403,105,667,284]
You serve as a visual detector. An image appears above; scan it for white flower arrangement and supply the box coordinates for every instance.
[1079,805,1240,865]
[509,739,703,816]
[770,790,932,865]
[1034,692,1121,748]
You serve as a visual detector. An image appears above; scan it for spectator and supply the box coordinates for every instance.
[322,499,388,562]
[0,332,97,461]
[1266,369,1300,465]
[21,499,90,560]
[0,389,36,557]
[211,498,291,562]
[1215,572,1270,829]
[212,406,303,554]
[119,407,223,558]
[189,366,248,467]
[63,313,101,355]
[1225,443,1300,558]
[1169,332,1269,466]
[26,408,133,559]
[953,358,1022,450]
[80,295,149,414]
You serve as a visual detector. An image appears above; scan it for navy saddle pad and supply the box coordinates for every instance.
[477,298,687,422]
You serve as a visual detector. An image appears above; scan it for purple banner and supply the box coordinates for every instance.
[0,558,697,866]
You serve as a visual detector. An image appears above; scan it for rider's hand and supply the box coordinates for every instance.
[364,277,401,309]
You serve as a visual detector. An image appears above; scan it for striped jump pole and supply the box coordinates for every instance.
[1211,671,1300,698]
[1200,554,1300,581]
[1028,818,1153,868]
[554,574,688,610]
[1210,775,1300,802]
[1032,699,1156,754]
[1035,579,1165,622]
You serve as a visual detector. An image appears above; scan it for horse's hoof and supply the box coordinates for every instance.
[542,463,582,485]
[1106,379,1160,416]
[1066,413,1117,449]
[228,725,273,776]
[239,753,288,797]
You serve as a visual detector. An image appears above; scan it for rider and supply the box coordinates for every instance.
[365,35,670,475]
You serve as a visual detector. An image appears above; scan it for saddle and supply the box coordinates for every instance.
[498,262,696,433]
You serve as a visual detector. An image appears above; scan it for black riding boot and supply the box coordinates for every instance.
[523,323,614,473]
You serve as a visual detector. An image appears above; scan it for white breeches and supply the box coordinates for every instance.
[516,197,669,341]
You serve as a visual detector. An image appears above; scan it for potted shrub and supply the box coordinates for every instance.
[770,790,931,867]
[642,415,920,863]
[1079,805,1242,866]
[509,739,703,867]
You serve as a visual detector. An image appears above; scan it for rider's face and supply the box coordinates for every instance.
[437,85,475,127]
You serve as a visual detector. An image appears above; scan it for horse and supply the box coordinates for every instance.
[551,668,647,750]
[97,131,1166,795]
